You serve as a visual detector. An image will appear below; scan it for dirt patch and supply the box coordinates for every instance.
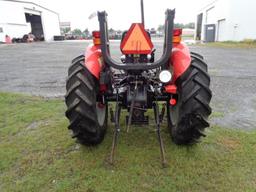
[217,137,241,150]
[16,120,50,136]
[26,120,50,130]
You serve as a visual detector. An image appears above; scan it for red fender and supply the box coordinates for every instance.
[84,42,191,82]
[84,44,103,79]
[170,42,191,82]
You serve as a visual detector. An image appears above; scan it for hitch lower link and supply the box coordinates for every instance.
[109,90,167,167]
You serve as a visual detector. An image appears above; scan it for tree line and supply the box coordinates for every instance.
[61,22,195,38]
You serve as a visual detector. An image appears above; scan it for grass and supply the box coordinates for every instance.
[0,92,256,192]
[210,111,225,119]
[182,35,194,41]
[201,39,256,48]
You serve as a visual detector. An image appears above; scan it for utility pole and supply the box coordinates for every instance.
[141,0,145,27]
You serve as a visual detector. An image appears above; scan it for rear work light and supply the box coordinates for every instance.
[173,28,182,43]
[92,31,101,45]
[159,70,172,83]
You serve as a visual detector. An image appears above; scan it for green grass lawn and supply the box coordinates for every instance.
[201,40,256,49]
[0,92,256,192]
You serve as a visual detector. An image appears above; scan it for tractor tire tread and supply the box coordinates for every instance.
[169,55,212,145]
[65,55,107,146]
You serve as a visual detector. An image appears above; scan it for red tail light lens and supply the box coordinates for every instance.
[92,31,101,45]
[92,31,100,38]
[173,28,182,36]
[173,28,182,43]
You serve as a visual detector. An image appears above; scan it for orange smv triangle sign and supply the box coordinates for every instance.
[120,23,153,54]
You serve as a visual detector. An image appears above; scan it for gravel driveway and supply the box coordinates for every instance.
[0,41,255,130]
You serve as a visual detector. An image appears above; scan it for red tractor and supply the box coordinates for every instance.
[65,1,212,166]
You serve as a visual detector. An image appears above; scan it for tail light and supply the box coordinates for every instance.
[92,31,101,45]
[173,28,182,43]
[170,98,177,106]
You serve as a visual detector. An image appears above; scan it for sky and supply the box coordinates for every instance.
[35,0,212,31]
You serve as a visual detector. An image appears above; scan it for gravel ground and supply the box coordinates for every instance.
[0,40,255,130]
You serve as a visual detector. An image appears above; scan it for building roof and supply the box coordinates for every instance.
[0,0,59,15]
[199,0,219,12]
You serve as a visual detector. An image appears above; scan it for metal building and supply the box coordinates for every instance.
[195,0,256,42]
[0,0,61,42]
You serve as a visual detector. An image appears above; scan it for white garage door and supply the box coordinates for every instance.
[217,19,226,41]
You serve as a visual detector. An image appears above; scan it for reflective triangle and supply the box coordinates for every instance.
[121,23,153,54]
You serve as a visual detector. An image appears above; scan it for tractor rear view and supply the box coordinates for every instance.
[65,0,212,166]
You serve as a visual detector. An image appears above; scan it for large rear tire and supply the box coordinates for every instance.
[65,55,108,146]
[167,53,212,145]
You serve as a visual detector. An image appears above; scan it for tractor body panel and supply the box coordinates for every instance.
[170,42,191,82]
[83,42,191,83]
[84,44,103,79]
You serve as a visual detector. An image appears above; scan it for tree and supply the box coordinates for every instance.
[157,25,164,32]
[62,27,71,35]
[83,28,90,38]
[185,23,195,29]
[157,22,195,32]
[108,28,115,34]
[72,29,83,36]
[174,23,185,29]
[108,28,116,39]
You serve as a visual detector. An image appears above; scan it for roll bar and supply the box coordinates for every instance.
[98,9,175,70]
